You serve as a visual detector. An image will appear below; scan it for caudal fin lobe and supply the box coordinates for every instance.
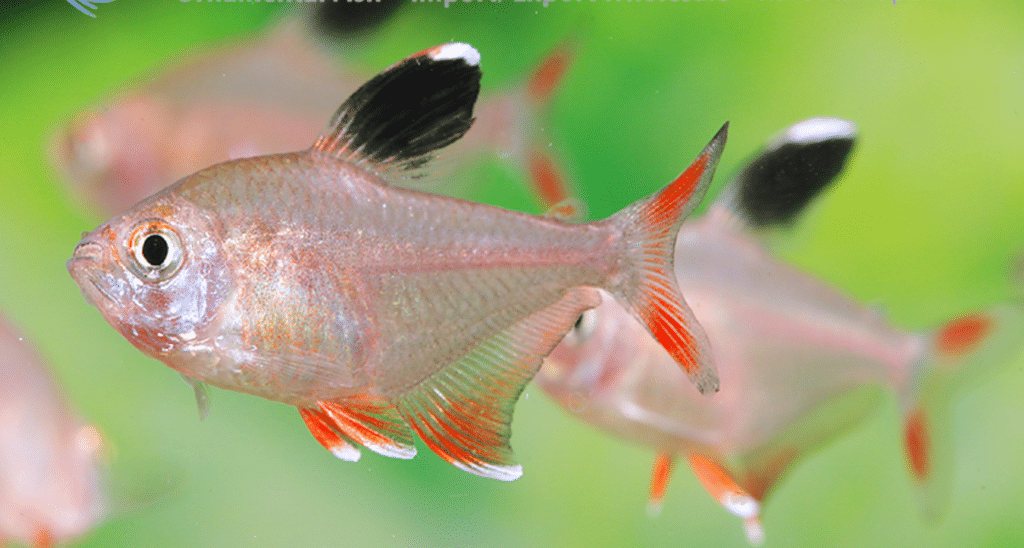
[902,305,1024,521]
[610,123,728,394]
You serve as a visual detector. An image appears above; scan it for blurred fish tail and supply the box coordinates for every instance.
[901,304,1024,520]
[475,39,581,216]
[607,123,728,394]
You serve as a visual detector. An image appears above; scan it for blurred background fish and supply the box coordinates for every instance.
[0,313,107,548]
[4,1,1023,547]
[535,119,1024,544]
[50,10,577,220]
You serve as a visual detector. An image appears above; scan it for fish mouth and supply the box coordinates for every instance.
[67,240,104,273]
[67,240,111,307]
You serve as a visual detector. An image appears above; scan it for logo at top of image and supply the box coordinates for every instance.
[67,0,115,18]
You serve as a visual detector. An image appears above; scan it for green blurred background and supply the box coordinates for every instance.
[1,1,1023,546]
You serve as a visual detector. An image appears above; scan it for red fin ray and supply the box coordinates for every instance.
[688,453,765,546]
[610,124,728,394]
[498,40,582,216]
[647,452,674,518]
[299,407,362,462]
[902,304,1024,521]
[903,407,930,481]
[525,38,576,104]
[395,288,602,481]
[312,399,417,460]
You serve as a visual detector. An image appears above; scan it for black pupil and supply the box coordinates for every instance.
[574,314,584,331]
[141,234,169,266]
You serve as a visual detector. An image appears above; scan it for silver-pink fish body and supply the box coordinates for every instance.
[72,151,614,407]
[0,316,106,547]
[53,21,573,217]
[542,211,921,468]
[68,42,724,480]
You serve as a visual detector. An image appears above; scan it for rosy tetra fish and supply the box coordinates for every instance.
[536,118,1024,542]
[0,313,107,548]
[67,43,726,481]
[52,19,577,219]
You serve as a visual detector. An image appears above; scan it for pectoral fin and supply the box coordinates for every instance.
[180,374,211,420]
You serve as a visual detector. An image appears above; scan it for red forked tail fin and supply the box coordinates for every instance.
[901,304,1024,521]
[608,123,728,394]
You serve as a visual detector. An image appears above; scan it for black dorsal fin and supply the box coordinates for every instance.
[724,117,857,229]
[312,43,482,175]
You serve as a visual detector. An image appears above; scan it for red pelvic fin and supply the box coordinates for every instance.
[688,453,765,545]
[647,452,674,518]
[299,407,361,462]
[904,407,931,482]
[311,398,417,460]
[526,39,576,104]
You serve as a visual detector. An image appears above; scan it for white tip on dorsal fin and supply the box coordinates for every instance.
[428,42,481,65]
[717,117,858,231]
[775,117,857,146]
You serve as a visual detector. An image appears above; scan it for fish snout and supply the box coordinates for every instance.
[67,240,111,303]
[69,239,105,264]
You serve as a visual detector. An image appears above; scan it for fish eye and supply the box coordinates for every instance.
[127,220,184,282]
[570,309,598,342]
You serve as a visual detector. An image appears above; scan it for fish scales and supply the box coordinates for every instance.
[169,152,612,402]
[172,152,610,401]
[69,42,727,480]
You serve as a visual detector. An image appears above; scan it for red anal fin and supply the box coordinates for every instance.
[396,288,601,481]
[299,407,361,462]
[688,453,765,545]
[647,452,674,518]
[314,399,416,460]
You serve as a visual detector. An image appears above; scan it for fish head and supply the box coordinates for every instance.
[537,290,643,409]
[67,190,235,362]
[52,95,173,216]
